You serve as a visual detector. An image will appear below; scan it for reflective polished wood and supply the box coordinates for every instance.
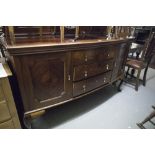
[6,38,132,116]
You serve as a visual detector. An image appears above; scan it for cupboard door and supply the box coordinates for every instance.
[20,53,72,112]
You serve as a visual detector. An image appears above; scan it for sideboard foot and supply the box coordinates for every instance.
[24,110,45,129]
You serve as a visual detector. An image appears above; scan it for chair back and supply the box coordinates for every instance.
[141,32,155,62]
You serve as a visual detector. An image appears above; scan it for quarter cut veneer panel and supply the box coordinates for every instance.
[29,59,65,101]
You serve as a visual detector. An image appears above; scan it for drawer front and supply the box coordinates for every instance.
[86,60,113,77]
[86,71,112,92]
[72,51,85,65]
[73,71,112,97]
[72,47,115,66]
[73,65,86,81]
[85,49,97,63]
[97,48,115,61]
[0,101,11,123]
[0,119,14,129]
[73,60,113,81]
[86,47,115,63]
[73,80,86,97]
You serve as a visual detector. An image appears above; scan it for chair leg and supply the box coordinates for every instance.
[117,80,123,92]
[137,110,155,128]
[135,69,141,91]
[125,66,130,78]
[131,68,135,78]
[143,65,149,86]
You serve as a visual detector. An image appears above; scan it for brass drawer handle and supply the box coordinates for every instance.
[85,55,88,62]
[68,75,71,81]
[106,64,109,70]
[84,71,88,77]
[104,78,106,83]
[83,85,86,91]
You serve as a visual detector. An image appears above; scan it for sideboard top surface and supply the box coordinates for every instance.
[7,38,134,56]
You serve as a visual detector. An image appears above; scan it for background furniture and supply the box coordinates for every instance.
[125,32,155,91]
[137,105,155,129]
[3,26,108,45]
[134,26,155,69]
[0,63,21,129]
[3,26,133,45]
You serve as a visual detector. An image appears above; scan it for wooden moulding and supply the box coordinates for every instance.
[7,38,134,56]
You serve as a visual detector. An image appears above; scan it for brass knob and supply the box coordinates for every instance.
[68,75,71,81]
[106,64,109,70]
[85,55,88,62]
[104,78,106,83]
[84,71,88,77]
[83,85,86,91]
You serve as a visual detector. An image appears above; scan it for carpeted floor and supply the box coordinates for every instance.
[31,68,155,129]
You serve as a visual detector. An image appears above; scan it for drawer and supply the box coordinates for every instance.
[85,49,98,63]
[86,71,112,92]
[73,65,86,81]
[72,51,85,65]
[73,60,114,81]
[86,60,113,77]
[72,49,98,65]
[97,48,115,61]
[0,119,14,129]
[0,101,11,123]
[86,47,115,63]
[72,47,115,66]
[73,80,86,97]
[73,71,112,97]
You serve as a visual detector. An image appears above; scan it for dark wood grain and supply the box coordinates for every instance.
[6,38,133,115]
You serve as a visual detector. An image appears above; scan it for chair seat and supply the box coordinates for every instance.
[126,59,146,69]
[127,57,139,61]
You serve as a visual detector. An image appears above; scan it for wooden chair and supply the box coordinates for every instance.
[137,105,155,129]
[125,32,155,91]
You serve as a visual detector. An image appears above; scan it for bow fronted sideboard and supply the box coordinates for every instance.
[6,38,132,117]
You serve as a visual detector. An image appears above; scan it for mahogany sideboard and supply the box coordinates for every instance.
[6,38,132,117]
